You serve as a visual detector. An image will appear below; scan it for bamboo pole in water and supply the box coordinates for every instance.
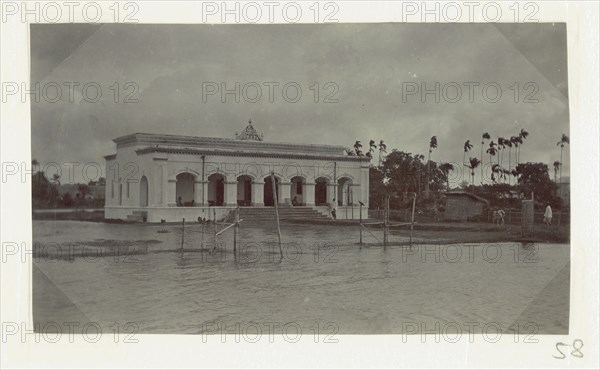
[383,196,389,248]
[410,193,417,246]
[234,204,239,255]
[200,219,204,249]
[181,218,185,250]
[382,199,385,247]
[359,203,363,245]
[351,188,354,219]
[271,172,284,259]
[213,208,217,250]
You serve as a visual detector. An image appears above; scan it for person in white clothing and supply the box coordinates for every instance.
[543,204,553,226]
[329,199,337,220]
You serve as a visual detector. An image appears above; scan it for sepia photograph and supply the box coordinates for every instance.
[30,21,570,335]
[1,1,598,369]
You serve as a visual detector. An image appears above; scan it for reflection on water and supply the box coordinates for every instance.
[33,221,569,334]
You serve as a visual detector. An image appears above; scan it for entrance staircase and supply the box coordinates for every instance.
[238,206,329,223]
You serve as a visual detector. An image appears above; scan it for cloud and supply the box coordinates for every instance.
[30,23,570,183]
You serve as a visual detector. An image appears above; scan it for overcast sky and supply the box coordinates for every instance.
[31,23,569,184]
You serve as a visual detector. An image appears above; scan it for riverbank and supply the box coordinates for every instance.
[394,223,569,244]
[32,209,569,245]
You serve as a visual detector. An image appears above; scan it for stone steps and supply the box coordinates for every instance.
[238,207,329,222]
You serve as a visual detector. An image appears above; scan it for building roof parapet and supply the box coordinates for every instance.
[134,146,371,162]
[114,132,348,157]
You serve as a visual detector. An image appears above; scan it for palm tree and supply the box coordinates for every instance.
[519,128,529,140]
[486,142,498,183]
[501,169,512,186]
[512,135,523,165]
[426,136,438,195]
[553,160,561,183]
[480,133,490,184]
[557,134,569,195]
[378,140,387,166]
[366,140,376,160]
[510,169,519,185]
[506,138,514,184]
[463,140,473,182]
[519,128,529,162]
[52,173,61,186]
[486,141,497,162]
[439,162,454,190]
[345,149,355,156]
[354,140,363,156]
[491,164,502,183]
[498,137,506,169]
[429,136,438,153]
[467,157,481,189]
[369,139,376,154]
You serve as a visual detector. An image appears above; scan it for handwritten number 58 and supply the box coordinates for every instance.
[553,339,584,359]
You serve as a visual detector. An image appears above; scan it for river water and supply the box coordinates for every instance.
[32,221,569,335]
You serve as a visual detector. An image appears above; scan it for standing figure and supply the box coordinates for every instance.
[544,204,553,226]
[330,199,337,220]
[493,209,505,225]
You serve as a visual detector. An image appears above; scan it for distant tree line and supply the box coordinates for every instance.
[31,159,105,209]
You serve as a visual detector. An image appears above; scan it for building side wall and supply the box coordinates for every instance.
[105,146,156,208]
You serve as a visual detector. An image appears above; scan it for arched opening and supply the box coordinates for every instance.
[139,176,148,207]
[176,173,195,206]
[207,173,225,206]
[264,176,280,207]
[237,175,253,206]
[338,177,353,206]
[290,176,304,206]
[315,177,329,206]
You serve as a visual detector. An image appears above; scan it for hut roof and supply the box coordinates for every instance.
[443,191,489,204]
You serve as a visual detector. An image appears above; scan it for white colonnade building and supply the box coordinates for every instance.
[104,121,370,222]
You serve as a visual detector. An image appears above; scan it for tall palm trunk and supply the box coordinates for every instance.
[426,151,431,196]
[463,152,466,183]
[559,145,564,197]
[480,142,484,184]
[508,148,512,185]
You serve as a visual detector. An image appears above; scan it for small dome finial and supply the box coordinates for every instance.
[235,118,263,141]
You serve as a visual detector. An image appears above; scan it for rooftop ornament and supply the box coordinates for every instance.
[235,119,264,141]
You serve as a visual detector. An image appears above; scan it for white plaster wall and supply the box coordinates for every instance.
[106,146,370,219]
